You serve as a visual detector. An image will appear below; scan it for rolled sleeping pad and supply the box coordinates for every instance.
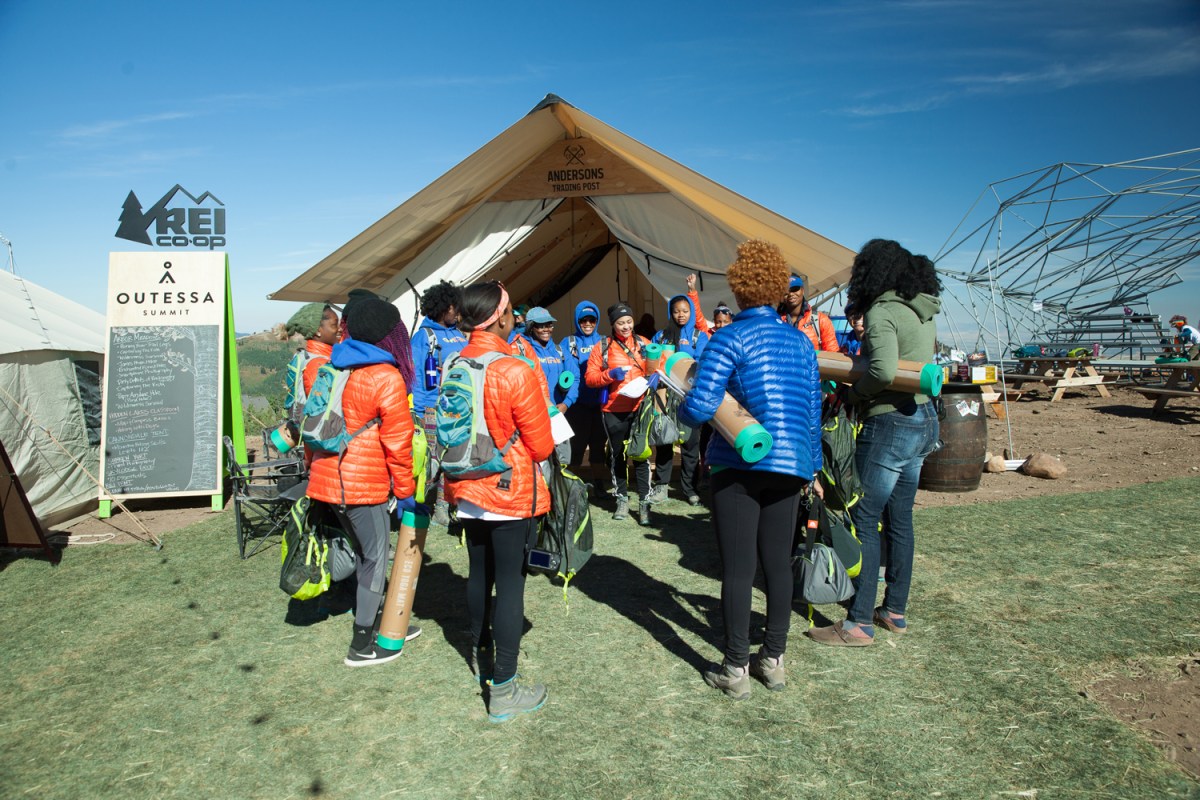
[269,423,296,454]
[557,370,575,390]
[814,351,944,397]
[919,363,944,397]
[643,342,663,360]
[663,351,773,463]
[376,509,429,651]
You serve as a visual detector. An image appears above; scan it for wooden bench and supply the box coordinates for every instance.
[1133,361,1200,412]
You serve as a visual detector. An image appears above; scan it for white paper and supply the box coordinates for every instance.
[617,376,649,398]
[550,410,575,445]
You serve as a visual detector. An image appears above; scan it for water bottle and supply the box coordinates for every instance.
[424,352,439,391]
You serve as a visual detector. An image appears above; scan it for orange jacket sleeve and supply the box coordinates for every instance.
[817,312,840,353]
[585,340,611,388]
[688,290,714,334]
[510,373,554,463]
[376,371,415,499]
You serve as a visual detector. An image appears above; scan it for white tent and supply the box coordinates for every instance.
[0,271,105,527]
[271,95,856,327]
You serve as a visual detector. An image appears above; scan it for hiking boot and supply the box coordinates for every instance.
[704,662,751,700]
[638,503,651,526]
[486,677,547,723]
[750,652,785,691]
[613,495,629,520]
[646,485,669,504]
[432,500,451,527]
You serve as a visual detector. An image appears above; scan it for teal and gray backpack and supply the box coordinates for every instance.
[284,349,318,425]
[435,351,519,483]
[300,363,380,505]
[300,363,379,454]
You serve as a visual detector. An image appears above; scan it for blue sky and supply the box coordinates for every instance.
[2,0,1198,340]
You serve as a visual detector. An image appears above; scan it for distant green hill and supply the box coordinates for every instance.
[235,337,296,433]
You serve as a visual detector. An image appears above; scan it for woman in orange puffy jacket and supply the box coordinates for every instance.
[306,297,416,668]
[584,302,653,525]
[444,281,554,723]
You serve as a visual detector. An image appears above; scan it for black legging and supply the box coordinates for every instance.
[566,402,607,470]
[463,517,533,684]
[711,469,807,667]
[602,409,651,499]
[653,424,701,497]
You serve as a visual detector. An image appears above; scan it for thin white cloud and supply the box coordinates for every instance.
[55,147,209,179]
[59,111,196,141]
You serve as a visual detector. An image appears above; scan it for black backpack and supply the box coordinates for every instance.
[818,398,863,512]
[528,453,594,598]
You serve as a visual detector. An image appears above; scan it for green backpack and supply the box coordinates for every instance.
[818,400,863,512]
[279,497,331,601]
[529,454,594,601]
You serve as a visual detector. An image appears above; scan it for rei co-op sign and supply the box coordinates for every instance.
[116,184,226,249]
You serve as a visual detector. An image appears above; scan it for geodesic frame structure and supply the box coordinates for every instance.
[933,149,1200,358]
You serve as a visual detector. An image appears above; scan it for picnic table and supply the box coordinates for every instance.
[1001,357,1112,402]
[1133,360,1200,413]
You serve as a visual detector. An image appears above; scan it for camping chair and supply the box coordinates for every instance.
[223,436,307,559]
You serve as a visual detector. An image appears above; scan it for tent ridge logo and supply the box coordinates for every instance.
[116,184,226,249]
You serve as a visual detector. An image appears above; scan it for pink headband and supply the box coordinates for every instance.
[474,285,510,330]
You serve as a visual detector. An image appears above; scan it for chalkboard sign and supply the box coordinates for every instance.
[101,252,226,503]
[102,326,221,494]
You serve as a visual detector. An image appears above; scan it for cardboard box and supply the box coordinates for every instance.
[971,365,997,383]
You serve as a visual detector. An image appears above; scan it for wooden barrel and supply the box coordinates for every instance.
[919,384,987,493]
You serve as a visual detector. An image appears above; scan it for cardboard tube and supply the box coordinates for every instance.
[663,352,772,463]
[815,351,943,396]
[376,510,428,651]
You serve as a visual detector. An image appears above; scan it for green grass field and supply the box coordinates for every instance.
[3,478,1198,799]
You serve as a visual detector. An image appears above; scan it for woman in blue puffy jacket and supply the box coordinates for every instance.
[678,240,823,700]
[649,290,709,506]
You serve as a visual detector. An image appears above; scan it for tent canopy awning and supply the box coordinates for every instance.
[271,94,854,308]
[0,271,105,356]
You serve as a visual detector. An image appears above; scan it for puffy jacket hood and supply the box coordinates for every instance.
[574,301,602,337]
[330,339,397,369]
[875,290,942,323]
[654,293,707,356]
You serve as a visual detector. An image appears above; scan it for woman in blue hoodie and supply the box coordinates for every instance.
[678,240,823,699]
[411,281,468,526]
[649,291,709,506]
[559,301,607,481]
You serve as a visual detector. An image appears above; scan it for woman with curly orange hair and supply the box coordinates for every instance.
[677,240,824,699]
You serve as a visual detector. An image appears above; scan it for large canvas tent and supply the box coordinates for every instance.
[272,94,855,329]
[0,271,105,527]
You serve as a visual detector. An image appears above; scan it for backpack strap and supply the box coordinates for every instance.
[425,327,440,357]
[601,336,610,373]
[568,335,578,359]
[334,366,381,508]
[612,336,646,371]
[477,350,520,490]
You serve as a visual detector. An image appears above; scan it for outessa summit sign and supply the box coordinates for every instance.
[116,185,226,249]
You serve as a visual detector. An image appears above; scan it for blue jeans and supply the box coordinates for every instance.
[846,402,939,625]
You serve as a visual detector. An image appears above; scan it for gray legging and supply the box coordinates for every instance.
[331,502,391,628]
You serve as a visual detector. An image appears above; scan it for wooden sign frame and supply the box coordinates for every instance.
[98,252,237,516]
